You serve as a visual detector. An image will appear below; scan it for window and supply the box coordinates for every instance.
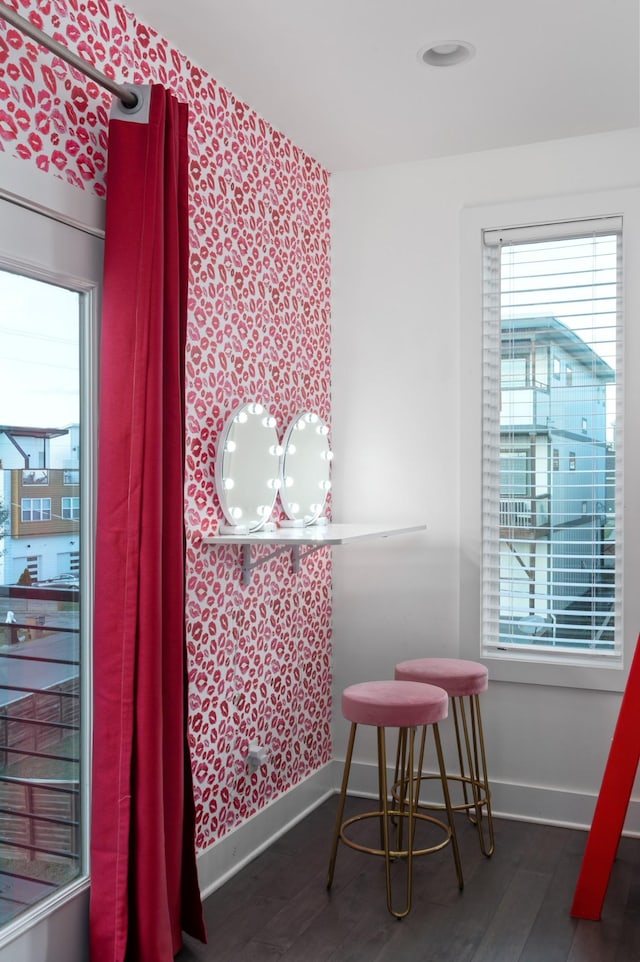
[481,216,622,662]
[22,469,49,486]
[61,497,80,520]
[0,184,101,942]
[21,497,52,521]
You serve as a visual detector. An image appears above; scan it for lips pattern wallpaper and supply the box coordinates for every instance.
[0,0,332,851]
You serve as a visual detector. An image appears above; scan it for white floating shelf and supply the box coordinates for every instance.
[203,522,426,584]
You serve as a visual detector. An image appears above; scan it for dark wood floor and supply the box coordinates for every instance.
[176,796,640,962]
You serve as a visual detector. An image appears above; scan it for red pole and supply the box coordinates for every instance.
[571,633,640,919]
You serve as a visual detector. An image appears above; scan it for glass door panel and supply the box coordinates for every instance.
[0,192,101,943]
[0,271,82,924]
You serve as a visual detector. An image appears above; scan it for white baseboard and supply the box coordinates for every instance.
[196,761,340,899]
[487,778,640,836]
[341,758,640,837]
[196,756,640,898]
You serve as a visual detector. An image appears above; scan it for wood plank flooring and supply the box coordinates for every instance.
[176,796,640,962]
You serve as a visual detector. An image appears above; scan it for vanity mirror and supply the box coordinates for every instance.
[280,411,332,526]
[215,402,282,533]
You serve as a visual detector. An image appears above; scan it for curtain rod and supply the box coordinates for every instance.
[0,1,138,109]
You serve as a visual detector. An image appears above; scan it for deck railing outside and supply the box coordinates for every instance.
[0,585,81,925]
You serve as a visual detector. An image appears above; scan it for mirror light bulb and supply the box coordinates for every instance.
[248,402,264,415]
[321,450,334,461]
[223,477,235,490]
[258,504,271,517]
[319,479,332,491]
[285,476,294,487]
[225,439,237,453]
[262,415,277,428]
[290,503,300,514]
[317,424,329,436]
[295,419,306,431]
[287,444,297,455]
[269,444,283,457]
[304,412,319,424]
[268,478,282,490]
[235,411,248,424]
[230,506,243,520]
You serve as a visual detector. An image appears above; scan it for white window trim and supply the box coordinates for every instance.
[0,150,103,958]
[62,496,80,520]
[21,497,52,521]
[460,187,640,692]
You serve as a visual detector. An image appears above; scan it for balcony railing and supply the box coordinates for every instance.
[0,586,81,924]
[499,495,550,529]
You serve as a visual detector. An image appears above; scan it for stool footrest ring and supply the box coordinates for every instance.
[339,809,454,859]
[393,773,491,814]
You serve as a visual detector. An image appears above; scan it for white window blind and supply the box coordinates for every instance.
[482,217,623,659]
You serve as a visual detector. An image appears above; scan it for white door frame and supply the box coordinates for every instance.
[0,151,104,962]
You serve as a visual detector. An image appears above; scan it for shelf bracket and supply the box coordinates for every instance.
[241,543,291,586]
[240,542,329,585]
[291,543,327,573]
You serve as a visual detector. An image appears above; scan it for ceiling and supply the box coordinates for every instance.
[122,0,639,172]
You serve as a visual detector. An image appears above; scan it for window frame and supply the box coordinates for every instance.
[61,496,81,520]
[0,151,103,953]
[461,188,640,692]
[21,497,52,521]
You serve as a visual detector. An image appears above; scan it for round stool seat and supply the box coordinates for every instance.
[395,658,488,697]
[342,680,448,729]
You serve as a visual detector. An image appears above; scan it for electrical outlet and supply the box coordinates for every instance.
[247,742,269,773]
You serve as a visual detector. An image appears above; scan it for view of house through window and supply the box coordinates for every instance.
[0,269,83,925]
[482,220,622,657]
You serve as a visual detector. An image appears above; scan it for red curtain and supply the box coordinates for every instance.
[90,85,206,961]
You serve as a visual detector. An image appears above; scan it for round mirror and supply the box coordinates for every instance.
[215,402,282,532]
[280,411,332,525]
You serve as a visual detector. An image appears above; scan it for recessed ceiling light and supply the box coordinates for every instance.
[418,41,476,67]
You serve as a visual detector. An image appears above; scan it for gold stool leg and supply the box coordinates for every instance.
[377,728,398,852]
[456,694,494,857]
[395,724,426,853]
[433,722,464,890]
[452,698,472,809]
[381,725,417,920]
[327,721,357,888]
[471,693,494,856]
[379,726,395,915]
[456,696,480,823]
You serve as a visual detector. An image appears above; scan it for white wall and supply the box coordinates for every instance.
[330,126,640,830]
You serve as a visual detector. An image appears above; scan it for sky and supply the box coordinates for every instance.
[0,269,80,429]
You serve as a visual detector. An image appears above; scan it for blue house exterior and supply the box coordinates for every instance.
[498,317,615,645]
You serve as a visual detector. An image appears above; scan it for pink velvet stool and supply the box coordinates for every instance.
[326,680,463,919]
[394,658,494,856]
